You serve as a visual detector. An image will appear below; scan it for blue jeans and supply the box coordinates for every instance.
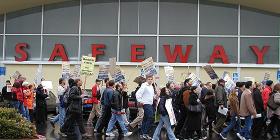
[152,115,177,140]
[106,109,128,134]
[24,106,30,121]
[141,104,154,135]
[15,101,26,118]
[239,116,253,139]
[221,115,240,137]
[52,104,65,127]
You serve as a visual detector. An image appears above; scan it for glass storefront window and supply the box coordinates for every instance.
[81,36,117,61]
[160,0,197,35]
[199,37,238,63]
[5,36,41,61]
[241,7,280,36]
[119,37,157,62]
[200,1,238,35]
[240,37,279,64]
[159,37,197,63]
[6,7,41,34]
[82,0,118,34]
[0,15,4,34]
[44,1,79,34]
[42,36,79,61]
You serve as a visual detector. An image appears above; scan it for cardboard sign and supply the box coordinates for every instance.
[109,57,117,78]
[12,71,21,79]
[164,66,175,83]
[62,62,70,79]
[98,65,109,80]
[141,57,157,76]
[264,72,270,81]
[114,67,125,83]
[222,72,235,91]
[41,81,53,90]
[203,65,218,79]
[71,65,81,79]
[188,73,201,86]
[80,56,95,75]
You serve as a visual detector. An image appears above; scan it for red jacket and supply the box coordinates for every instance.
[12,87,24,102]
[91,84,100,104]
[262,86,272,110]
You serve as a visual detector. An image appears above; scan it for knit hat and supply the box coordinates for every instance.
[266,80,273,86]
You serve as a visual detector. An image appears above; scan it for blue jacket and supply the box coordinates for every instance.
[101,88,113,107]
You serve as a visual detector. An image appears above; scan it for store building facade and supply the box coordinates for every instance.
[1,0,280,89]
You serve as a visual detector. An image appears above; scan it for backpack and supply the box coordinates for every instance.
[267,92,280,111]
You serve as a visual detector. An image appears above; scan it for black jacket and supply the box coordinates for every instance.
[252,88,264,114]
[158,94,171,116]
[122,91,129,109]
[111,90,123,111]
[68,86,83,114]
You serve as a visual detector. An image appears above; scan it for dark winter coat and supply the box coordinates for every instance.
[67,86,83,114]
[185,92,202,131]
[252,88,265,114]
[111,89,123,111]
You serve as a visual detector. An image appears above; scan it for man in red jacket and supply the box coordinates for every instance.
[87,79,102,126]
[262,80,273,110]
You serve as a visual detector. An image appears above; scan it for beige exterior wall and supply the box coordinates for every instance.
[4,64,279,95]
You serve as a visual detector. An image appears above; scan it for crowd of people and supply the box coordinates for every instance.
[1,74,280,140]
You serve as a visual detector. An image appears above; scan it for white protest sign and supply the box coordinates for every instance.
[41,81,53,90]
[98,65,109,80]
[62,62,70,79]
[71,65,81,79]
[34,65,43,85]
[114,67,125,83]
[141,57,157,76]
[109,57,117,78]
[80,56,96,75]
[165,98,177,125]
[223,72,235,91]
[164,66,175,83]
[188,73,200,86]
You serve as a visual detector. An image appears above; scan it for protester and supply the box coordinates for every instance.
[12,82,26,118]
[213,79,228,134]
[252,82,265,139]
[182,86,206,140]
[50,78,67,128]
[22,81,30,121]
[95,80,123,135]
[27,83,35,122]
[237,81,257,140]
[266,83,280,139]
[105,83,132,137]
[136,75,156,139]
[120,82,130,125]
[1,80,12,107]
[35,84,48,124]
[262,80,274,110]
[203,89,216,134]
[87,79,102,126]
[174,78,191,137]
[128,83,144,131]
[60,79,91,138]
[152,87,178,140]
[219,88,240,140]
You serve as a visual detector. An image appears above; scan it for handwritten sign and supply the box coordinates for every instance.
[203,65,218,79]
[80,56,95,75]
[141,57,157,76]
[98,65,109,80]
[62,62,70,79]
[114,67,125,83]
[188,73,201,86]
[164,66,175,83]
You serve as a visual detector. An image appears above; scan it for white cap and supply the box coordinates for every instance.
[22,81,29,86]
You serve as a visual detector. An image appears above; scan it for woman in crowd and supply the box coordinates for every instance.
[219,88,240,140]
[152,86,178,140]
[252,82,265,139]
[120,82,130,125]
[22,81,30,121]
[183,86,206,140]
[203,89,216,134]
[266,83,280,139]
[35,84,48,124]
[12,82,26,118]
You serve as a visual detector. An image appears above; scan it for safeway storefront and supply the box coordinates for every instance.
[1,0,280,90]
